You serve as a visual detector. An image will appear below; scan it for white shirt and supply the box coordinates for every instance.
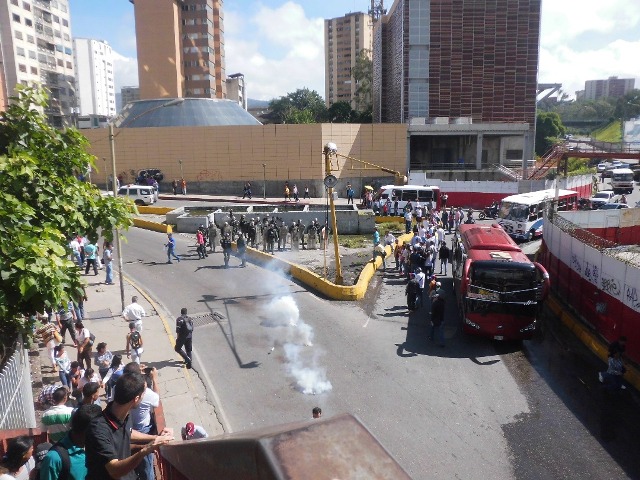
[122,302,146,321]
[131,387,160,430]
[384,233,395,245]
[69,239,80,252]
[415,272,426,289]
[76,327,90,345]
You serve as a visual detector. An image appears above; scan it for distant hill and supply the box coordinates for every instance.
[247,98,271,109]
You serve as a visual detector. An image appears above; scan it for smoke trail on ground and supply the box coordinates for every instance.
[262,296,332,395]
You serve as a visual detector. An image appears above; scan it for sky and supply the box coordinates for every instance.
[68,0,640,102]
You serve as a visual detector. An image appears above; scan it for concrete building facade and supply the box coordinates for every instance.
[0,0,76,126]
[130,0,226,100]
[584,77,635,101]
[372,0,540,168]
[324,12,372,109]
[73,38,116,117]
[226,73,246,110]
[120,86,140,108]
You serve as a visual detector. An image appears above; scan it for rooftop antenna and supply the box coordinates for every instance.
[369,0,386,22]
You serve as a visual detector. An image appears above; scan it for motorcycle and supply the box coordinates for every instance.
[478,204,499,220]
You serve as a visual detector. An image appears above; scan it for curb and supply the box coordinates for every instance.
[132,216,412,301]
[547,295,640,392]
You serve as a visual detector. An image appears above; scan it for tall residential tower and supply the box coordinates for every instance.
[324,12,372,109]
[73,38,116,117]
[130,0,226,100]
[0,0,76,126]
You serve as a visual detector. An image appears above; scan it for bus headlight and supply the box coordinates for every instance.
[465,318,481,330]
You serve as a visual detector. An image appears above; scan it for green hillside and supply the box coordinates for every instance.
[591,120,622,142]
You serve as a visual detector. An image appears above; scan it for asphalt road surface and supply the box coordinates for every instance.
[121,227,640,480]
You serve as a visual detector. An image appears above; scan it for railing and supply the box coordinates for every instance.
[0,338,37,430]
[494,164,521,181]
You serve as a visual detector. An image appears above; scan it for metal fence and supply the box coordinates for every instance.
[0,337,36,430]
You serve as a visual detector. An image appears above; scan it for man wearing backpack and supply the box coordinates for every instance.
[175,308,194,369]
[39,403,103,480]
[126,322,144,364]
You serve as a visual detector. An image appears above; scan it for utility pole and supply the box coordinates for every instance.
[109,123,125,311]
[262,163,266,199]
[323,144,343,285]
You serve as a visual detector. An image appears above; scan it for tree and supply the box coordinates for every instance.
[268,88,327,124]
[535,111,566,156]
[351,49,373,119]
[327,101,353,123]
[614,89,640,121]
[0,87,135,341]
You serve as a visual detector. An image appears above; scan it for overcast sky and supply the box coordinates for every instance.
[68,0,640,102]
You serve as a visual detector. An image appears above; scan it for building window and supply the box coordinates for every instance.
[506,150,523,161]
[53,15,59,23]
[28,50,36,59]
[27,34,34,43]
[15,30,23,40]
[30,66,37,74]
[62,19,68,27]
[18,64,27,73]
[57,58,63,66]
[11,0,18,5]
[12,14,21,23]
[25,18,32,27]
[64,47,72,55]
[63,33,69,41]
[16,47,25,57]
[66,61,72,69]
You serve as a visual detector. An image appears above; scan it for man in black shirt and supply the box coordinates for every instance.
[85,373,173,480]
[175,307,194,369]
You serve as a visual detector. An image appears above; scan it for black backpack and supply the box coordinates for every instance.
[130,331,142,349]
[179,316,194,335]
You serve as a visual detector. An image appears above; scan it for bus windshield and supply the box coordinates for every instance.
[466,264,539,307]
[498,201,529,222]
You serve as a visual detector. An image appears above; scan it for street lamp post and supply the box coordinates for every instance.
[262,163,266,199]
[178,159,184,180]
[323,143,343,285]
[109,97,185,311]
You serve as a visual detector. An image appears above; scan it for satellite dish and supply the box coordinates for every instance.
[324,174,338,188]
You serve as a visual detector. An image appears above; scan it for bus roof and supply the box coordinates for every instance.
[379,184,439,191]
[611,168,633,174]
[500,188,577,205]
[458,224,531,263]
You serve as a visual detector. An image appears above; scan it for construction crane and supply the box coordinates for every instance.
[322,142,406,285]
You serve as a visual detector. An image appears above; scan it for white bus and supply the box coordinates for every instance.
[497,188,578,241]
[610,168,634,194]
[374,185,441,213]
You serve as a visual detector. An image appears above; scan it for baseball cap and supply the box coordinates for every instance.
[34,442,53,467]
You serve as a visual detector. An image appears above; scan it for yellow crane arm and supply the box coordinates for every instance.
[331,152,407,185]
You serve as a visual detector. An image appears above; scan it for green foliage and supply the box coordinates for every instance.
[535,112,566,156]
[566,157,594,176]
[613,89,640,120]
[327,101,353,123]
[268,88,327,124]
[591,121,621,142]
[0,86,135,341]
[351,49,373,117]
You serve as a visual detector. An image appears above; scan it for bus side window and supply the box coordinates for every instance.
[402,190,417,201]
[418,190,432,202]
[538,202,544,218]
[528,206,537,222]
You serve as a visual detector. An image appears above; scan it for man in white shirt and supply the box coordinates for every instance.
[414,268,426,308]
[384,231,396,246]
[69,237,82,267]
[122,296,146,332]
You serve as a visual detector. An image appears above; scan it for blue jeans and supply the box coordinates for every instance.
[105,261,113,283]
[167,248,180,262]
[59,370,71,389]
[73,251,82,267]
[405,220,411,233]
[74,301,85,321]
[135,423,156,480]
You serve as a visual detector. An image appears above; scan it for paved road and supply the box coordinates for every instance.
[120,227,639,479]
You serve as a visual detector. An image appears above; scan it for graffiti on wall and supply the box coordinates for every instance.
[571,254,582,274]
[197,170,223,182]
[600,276,621,297]
[626,284,640,313]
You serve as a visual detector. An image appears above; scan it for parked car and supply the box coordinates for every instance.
[596,162,609,173]
[117,184,156,205]
[589,191,616,209]
[599,203,629,210]
[137,168,164,182]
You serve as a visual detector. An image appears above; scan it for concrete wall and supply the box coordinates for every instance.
[82,123,408,194]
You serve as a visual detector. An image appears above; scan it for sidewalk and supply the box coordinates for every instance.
[158,192,356,207]
[36,269,225,438]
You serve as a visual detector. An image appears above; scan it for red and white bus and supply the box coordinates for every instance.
[374,185,441,212]
[451,224,550,341]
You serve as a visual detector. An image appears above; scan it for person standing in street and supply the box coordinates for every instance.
[208,222,218,253]
[122,296,146,332]
[236,233,247,267]
[175,308,194,369]
[293,184,299,202]
[438,242,450,275]
[303,186,310,199]
[103,242,114,285]
[171,179,178,195]
[165,233,181,264]
[181,178,187,195]
[429,284,446,347]
[83,240,98,276]
[75,321,93,369]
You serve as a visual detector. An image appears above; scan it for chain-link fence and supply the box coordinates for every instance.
[0,338,36,430]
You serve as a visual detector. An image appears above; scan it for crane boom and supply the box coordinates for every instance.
[331,152,407,185]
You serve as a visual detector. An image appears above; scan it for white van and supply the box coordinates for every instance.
[117,184,156,205]
[610,168,634,194]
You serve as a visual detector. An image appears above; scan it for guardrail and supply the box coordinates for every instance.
[0,338,37,430]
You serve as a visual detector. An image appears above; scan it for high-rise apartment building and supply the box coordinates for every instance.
[226,73,247,110]
[584,77,635,101]
[0,0,76,126]
[130,0,226,100]
[73,38,116,117]
[324,12,372,109]
[373,0,540,168]
[121,86,140,107]
[373,0,540,129]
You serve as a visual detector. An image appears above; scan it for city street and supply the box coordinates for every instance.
[120,226,640,479]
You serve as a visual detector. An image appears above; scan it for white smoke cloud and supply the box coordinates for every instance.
[262,295,332,395]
